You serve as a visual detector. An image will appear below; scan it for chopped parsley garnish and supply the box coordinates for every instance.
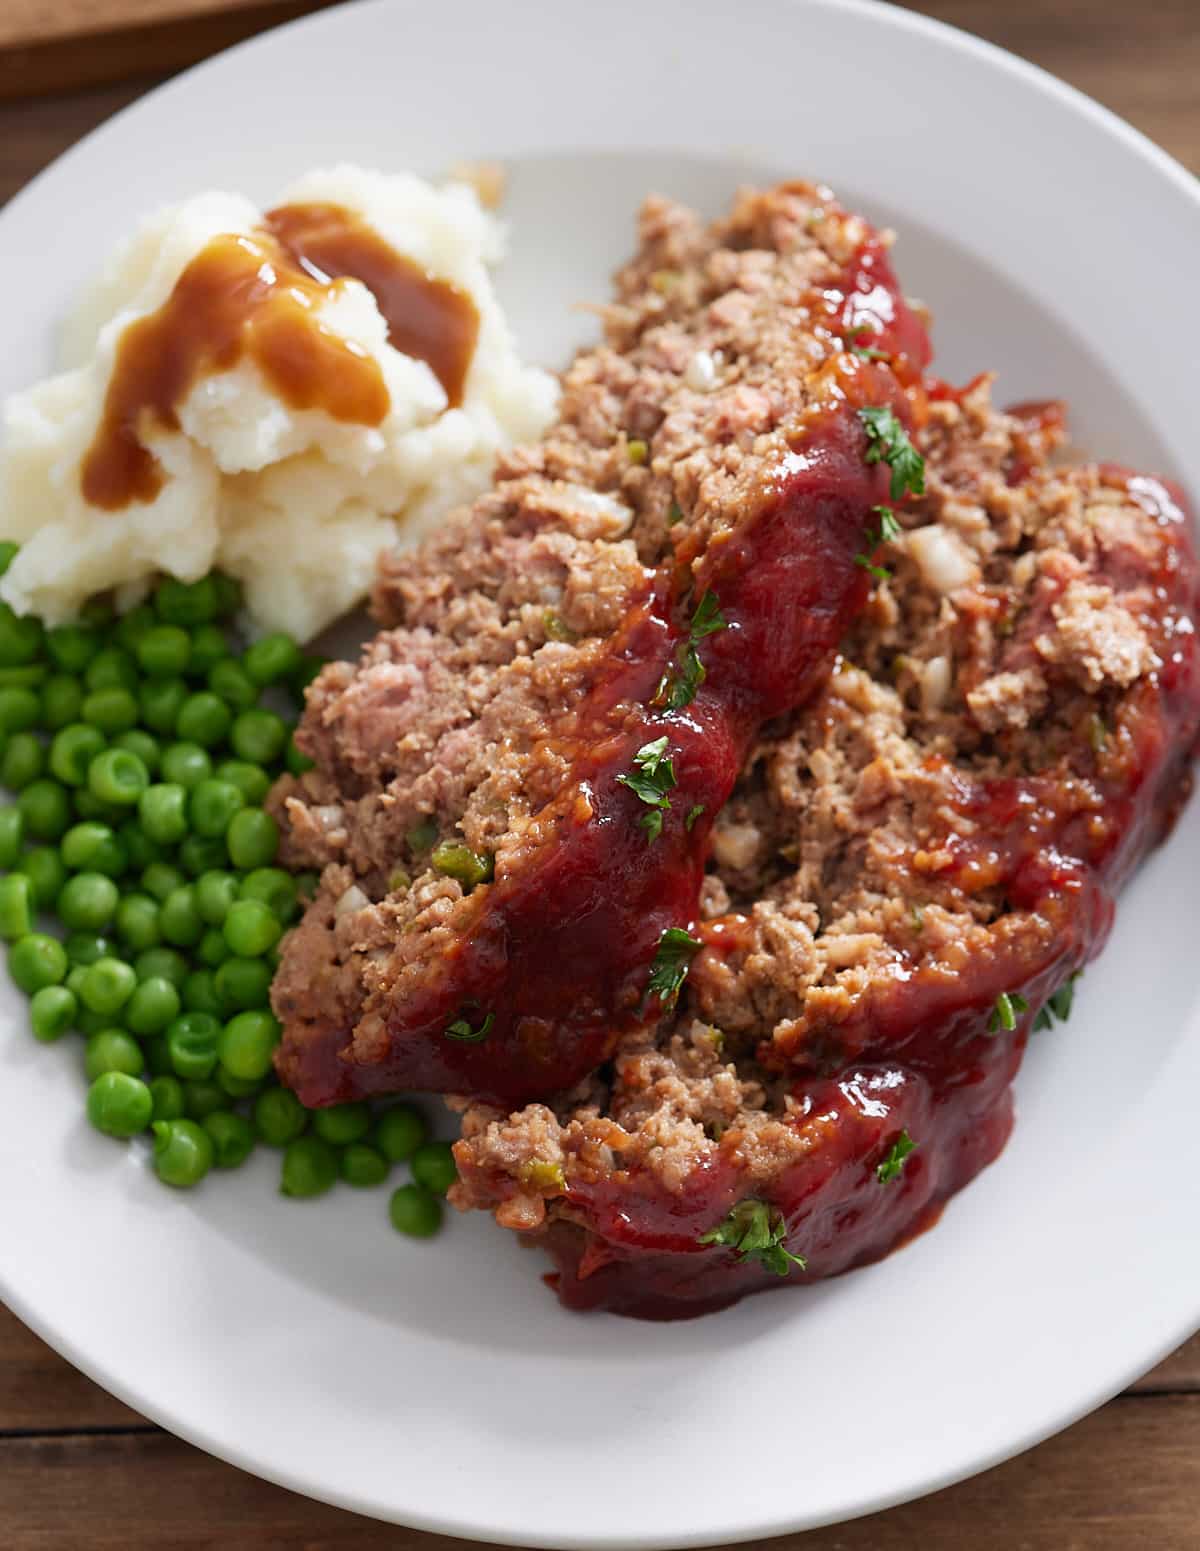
[910,903,924,933]
[654,589,728,710]
[617,736,677,843]
[853,506,902,581]
[699,1198,806,1276]
[858,406,926,500]
[667,500,684,525]
[627,439,648,465]
[644,926,702,1009]
[444,1010,494,1043]
[988,990,1029,1034]
[1088,714,1108,754]
[1034,972,1079,1032]
[877,1129,916,1183]
[844,324,889,362]
[685,803,705,831]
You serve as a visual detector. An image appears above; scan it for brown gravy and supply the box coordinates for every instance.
[81,203,480,511]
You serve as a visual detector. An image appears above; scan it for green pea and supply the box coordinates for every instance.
[49,724,106,786]
[175,692,232,749]
[178,834,227,876]
[0,605,44,669]
[410,1140,458,1195]
[213,760,271,805]
[18,779,72,841]
[79,956,136,1016]
[1,732,45,791]
[207,659,258,712]
[194,869,238,926]
[57,872,119,931]
[134,946,189,987]
[71,791,124,826]
[138,677,189,735]
[138,782,189,846]
[0,664,46,690]
[238,867,298,922]
[230,708,288,765]
[136,625,191,679]
[285,735,316,776]
[61,821,128,878]
[65,963,89,998]
[84,646,137,694]
[81,687,138,735]
[160,885,203,947]
[115,893,160,951]
[159,742,212,790]
[88,1072,153,1139]
[280,1135,337,1198]
[182,1078,225,1120]
[141,861,185,902]
[187,624,228,677]
[214,955,272,1012]
[117,821,166,870]
[374,1103,426,1164]
[142,1037,173,1077]
[243,633,302,687]
[182,968,222,1017]
[45,624,99,675]
[197,927,231,968]
[189,778,244,839]
[223,898,280,957]
[149,1074,185,1121]
[254,1085,307,1146]
[202,1110,255,1169]
[226,808,278,869]
[88,748,148,807]
[339,1142,389,1188]
[8,933,67,993]
[0,807,23,868]
[113,604,156,652]
[125,975,181,1036]
[66,932,116,966]
[388,1183,442,1238]
[16,846,67,908]
[151,1117,213,1186]
[84,1029,143,1081]
[113,729,160,776]
[154,576,219,627]
[42,674,84,731]
[30,984,77,1043]
[312,1101,371,1146]
[165,1011,220,1080]
[218,1009,280,1081]
[0,687,38,736]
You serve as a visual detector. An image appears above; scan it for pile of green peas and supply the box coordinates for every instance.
[0,549,453,1238]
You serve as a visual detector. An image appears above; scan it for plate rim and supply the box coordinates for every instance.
[1,0,1199,1545]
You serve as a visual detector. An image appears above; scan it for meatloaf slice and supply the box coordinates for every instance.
[270,183,932,1107]
[450,378,1200,1318]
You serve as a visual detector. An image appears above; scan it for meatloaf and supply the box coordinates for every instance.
[269,184,933,1106]
[450,376,1200,1318]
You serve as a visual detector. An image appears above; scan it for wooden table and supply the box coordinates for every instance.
[1,2,1198,1545]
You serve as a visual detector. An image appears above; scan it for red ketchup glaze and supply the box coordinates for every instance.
[481,464,1200,1318]
[284,243,933,1109]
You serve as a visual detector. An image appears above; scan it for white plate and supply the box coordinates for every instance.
[1,1,1198,1545]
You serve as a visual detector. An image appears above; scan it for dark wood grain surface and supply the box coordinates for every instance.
[1,1,1197,1545]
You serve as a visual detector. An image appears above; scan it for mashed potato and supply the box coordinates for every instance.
[0,166,557,640]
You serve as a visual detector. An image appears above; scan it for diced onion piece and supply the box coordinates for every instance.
[335,884,369,917]
[907,524,980,594]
